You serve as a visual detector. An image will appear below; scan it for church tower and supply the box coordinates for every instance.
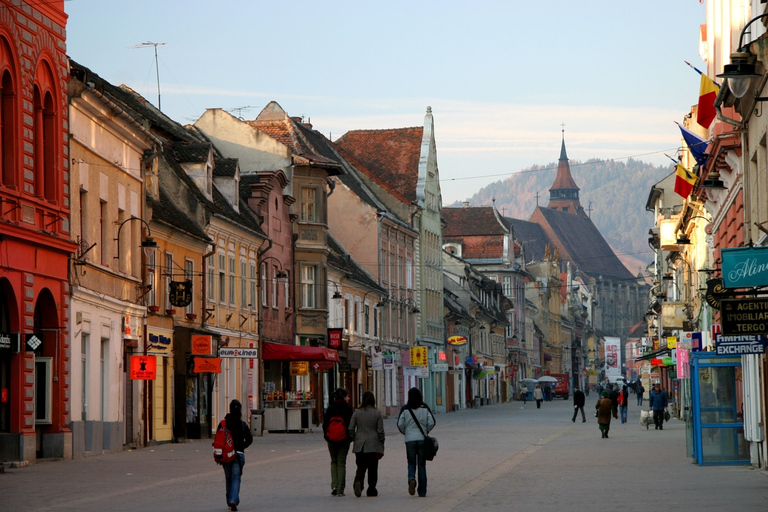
[548,130,586,217]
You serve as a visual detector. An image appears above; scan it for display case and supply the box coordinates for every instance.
[263,400,286,431]
[285,400,315,431]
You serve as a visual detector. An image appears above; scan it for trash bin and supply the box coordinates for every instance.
[474,396,481,408]
[250,409,264,437]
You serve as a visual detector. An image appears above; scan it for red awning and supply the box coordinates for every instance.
[262,342,339,362]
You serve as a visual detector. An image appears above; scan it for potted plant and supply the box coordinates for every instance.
[166,308,176,315]
[186,313,197,320]
[148,305,160,313]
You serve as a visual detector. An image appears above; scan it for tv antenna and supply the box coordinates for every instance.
[225,106,256,120]
[129,41,166,111]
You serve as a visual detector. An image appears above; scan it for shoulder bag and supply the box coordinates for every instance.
[408,408,438,461]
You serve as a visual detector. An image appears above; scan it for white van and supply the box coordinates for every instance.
[607,376,627,387]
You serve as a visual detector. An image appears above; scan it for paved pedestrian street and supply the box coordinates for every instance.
[1,399,766,512]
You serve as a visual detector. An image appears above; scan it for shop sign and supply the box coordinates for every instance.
[431,363,449,372]
[721,246,768,288]
[328,328,343,350]
[290,361,309,375]
[191,335,213,355]
[148,330,172,353]
[312,361,335,371]
[666,337,677,349]
[404,365,429,378]
[678,350,690,378]
[130,355,157,380]
[447,335,467,346]
[0,333,19,354]
[721,298,768,336]
[168,280,193,308]
[371,349,383,370]
[194,357,222,373]
[25,334,42,352]
[383,350,395,369]
[714,334,767,355]
[705,278,731,310]
[219,348,258,358]
[410,346,428,366]
[483,365,495,375]
[338,363,352,373]
[682,332,702,352]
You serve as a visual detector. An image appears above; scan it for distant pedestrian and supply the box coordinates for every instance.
[533,384,544,409]
[544,385,552,401]
[636,382,645,406]
[595,390,618,438]
[520,384,528,403]
[397,387,436,498]
[649,383,669,430]
[323,388,354,497]
[572,386,586,422]
[619,385,629,423]
[609,384,619,410]
[349,390,385,497]
[220,399,253,512]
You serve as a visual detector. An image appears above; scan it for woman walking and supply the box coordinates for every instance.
[533,384,544,409]
[397,387,436,498]
[595,390,618,438]
[323,388,354,497]
[348,390,385,497]
[221,399,253,511]
[619,385,629,423]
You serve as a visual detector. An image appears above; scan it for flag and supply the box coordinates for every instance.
[676,122,709,167]
[674,162,696,199]
[697,74,719,128]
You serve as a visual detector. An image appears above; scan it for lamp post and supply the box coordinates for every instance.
[716,14,768,98]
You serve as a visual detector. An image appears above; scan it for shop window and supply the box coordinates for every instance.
[35,357,52,425]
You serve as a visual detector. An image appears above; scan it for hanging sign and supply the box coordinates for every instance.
[720,298,768,336]
[327,328,343,350]
[705,278,731,310]
[130,355,157,380]
[447,335,468,346]
[0,333,19,354]
[25,334,42,352]
[219,348,258,358]
[721,246,768,288]
[194,357,222,373]
[169,280,193,308]
[410,346,428,366]
[290,361,309,375]
[191,335,213,355]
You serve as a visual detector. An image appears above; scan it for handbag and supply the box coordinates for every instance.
[408,408,438,461]
[664,409,670,422]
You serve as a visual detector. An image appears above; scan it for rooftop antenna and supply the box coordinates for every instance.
[225,106,256,120]
[129,41,165,111]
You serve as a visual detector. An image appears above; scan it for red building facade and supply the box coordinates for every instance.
[0,1,75,462]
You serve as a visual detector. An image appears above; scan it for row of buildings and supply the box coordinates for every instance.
[0,0,647,464]
[639,1,768,469]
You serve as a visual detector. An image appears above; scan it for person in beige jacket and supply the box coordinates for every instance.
[348,390,385,497]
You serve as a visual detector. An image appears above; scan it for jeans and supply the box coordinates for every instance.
[405,440,428,496]
[328,441,351,493]
[223,452,245,506]
[637,394,643,406]
[619,405,628,423]
[354,452,379,495]
[572,405,585,422]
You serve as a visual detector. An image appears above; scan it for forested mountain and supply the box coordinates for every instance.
[452,158,672,273]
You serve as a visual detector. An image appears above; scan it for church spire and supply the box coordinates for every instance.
[547,127,586,217]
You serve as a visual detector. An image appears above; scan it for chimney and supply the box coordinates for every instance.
[463,201,470,208]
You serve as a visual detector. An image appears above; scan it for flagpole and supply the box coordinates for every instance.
[685,60,721,87]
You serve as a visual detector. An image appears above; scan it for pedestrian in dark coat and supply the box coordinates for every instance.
[649,383,669,430]
[221,399,253,511]
[323,388,354,497]
[572,386,586,422]
[595,390,618,438]
[348,390,385,497]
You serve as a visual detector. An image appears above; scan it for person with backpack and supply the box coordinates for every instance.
[348,390,385,497]
[397,387,436,497]
[217,399,253,512]
[323,388,354,497]
[618,385,629,423]
[636,382,645,406]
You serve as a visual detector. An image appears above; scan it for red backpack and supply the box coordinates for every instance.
[326,416,347,442]
[618,392,625,406]
[212,420,237,464]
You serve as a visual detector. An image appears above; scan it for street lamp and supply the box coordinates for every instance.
[716,14,768,98]
[114,216,157,261]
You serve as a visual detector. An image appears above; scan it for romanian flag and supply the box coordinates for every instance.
[674,163,696,199]
[697,74,719,129]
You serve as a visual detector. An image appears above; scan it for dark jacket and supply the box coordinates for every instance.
[649,388,669,411]
[323,398,354,443]
[596,397,618,425]
[609,388,619,408]
[224,413,253,453]
[573,389,585,407]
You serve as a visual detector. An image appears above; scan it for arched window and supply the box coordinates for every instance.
[0,37,17,189]
[33,60,58,204]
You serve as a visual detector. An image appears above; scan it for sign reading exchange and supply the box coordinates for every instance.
[721,298,768,336]
[721,246,768,288]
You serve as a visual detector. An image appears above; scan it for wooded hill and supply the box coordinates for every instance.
[452,158,672,273]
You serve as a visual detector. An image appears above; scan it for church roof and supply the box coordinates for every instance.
[550,135,579,192]
[529,206,634,281]
[506,217,549,263]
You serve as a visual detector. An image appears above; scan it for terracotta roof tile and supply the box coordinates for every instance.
[443,207,506,237]
[334,127,423,204]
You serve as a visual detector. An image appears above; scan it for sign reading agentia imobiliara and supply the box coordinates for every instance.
[721,246,768,288]
[721,297,768,335]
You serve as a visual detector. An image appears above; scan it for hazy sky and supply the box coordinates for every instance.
[65,1,706,204]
